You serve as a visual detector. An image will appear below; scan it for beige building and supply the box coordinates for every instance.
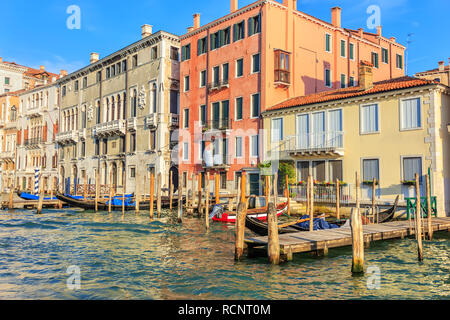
[56,26,180,195]
[415,58,450,86]
[263,62,450,217]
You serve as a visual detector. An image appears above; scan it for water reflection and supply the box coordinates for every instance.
[0,208,448,300]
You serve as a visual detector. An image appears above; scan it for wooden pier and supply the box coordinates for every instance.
[245,217,450,261]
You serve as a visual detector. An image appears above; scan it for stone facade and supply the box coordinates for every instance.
[56,29,180,195]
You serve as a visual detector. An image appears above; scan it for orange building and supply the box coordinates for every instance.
[178,0,405,195]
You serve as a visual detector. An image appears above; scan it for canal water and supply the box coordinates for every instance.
[0,208,448,300]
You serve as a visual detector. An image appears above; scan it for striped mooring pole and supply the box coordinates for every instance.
[34,169,40,195]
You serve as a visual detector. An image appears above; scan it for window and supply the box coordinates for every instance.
[403,157,422,182]
[340,74,346,88]
[106,67,111,79]
[220,172,227,189]
[251,93,260,118]
[95,139,100,155]
[74,80,79,92]
[102,139,108,154]
[363,159,380,182]
[371,52,379,68]
[235,97,243,120]
[210,32,219,51]
[220,27,231,47]
[5,77,10,85]
[197,37,208,56]
[116,62,121,74]
[340,40,346,58]
[252,53,260,73]
[235,172,242,190]
[248,14,261,36]
[131,89,137,117]
[151,46,158,60]
[396,54,403,69]
[272,118,283,142]
[122,60,127,72]
[349,43,354,60]
[222,63,229,82]
[130,133,136,152]
[251,135,259,157]
[82,77,87,89]
[149,130,156,150]
[274,50,290,84]
[233,21,245,42]
[401,98,421,130]
[132,54,138,67]
[212,66,220,86]
[349,76,355,87]
[325,34,331,52]
[96,71,102,83]
[183,142,189,161]
[183,109,189,128]
[170,47,179,61]
[329,160,343,182]
[325,68,332,88]
[81,142,86,157]
[382,48,389,63]
[361,104,379,134]
[62,86,66,97]
[184,75,190,92]
[130,167,136,178]
[200,70,206,88]
[200,105,207,126]
[235,136,243,158]
[236,58,244,78]
[111,64,115,77]
[120,136,126,153]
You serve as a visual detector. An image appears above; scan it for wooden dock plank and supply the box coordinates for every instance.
[245,217,450,256]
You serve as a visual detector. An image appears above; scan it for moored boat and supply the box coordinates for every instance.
[211,202,288,223]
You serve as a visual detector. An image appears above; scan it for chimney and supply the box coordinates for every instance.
[193,13,200,30]
[40,65,45,71]
[60,70,68,77]
[283,0,297,10]
[376,26,382,36]
[0,57,2,63]
[438,61,445,72]
[358,28,364,38]
[90,53,99,64]
[331,7,341,28]
[187,26,194,33]
[231,0,238,13]
[141,24,153,39]
[359,61,374,91]
[390,37,396,43]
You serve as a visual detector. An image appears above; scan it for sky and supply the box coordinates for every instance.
[0,0,448,76]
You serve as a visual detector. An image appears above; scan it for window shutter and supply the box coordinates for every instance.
[248,18,254,36]
[181,46,186,61]
[43,122,48,142]
[197,39,202,56]
[233,24,238,42]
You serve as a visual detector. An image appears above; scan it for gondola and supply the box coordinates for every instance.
[245,196,400,236]
[55,192,181,211]
[211,201,288,223]
[17,191,59,201]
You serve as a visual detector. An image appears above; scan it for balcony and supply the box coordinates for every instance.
[24,138,44,149]
[78,128,87,141]
[169,114,179,128]
[145,114,157,129]
[127,117,137,131]
[202,153,232,170]
[207,79,229,93]
[274,132,344,158]
[56,131,78,145]
[0,151,15,161]
[92,119,126,137]
[274,70,290,87]
[26,108,42,118]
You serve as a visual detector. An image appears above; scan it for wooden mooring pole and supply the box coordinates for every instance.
[234,202,247,261]
[198,172,203,215]
[286,175,290,216]
[273,172,278,207]
[150,173,154,220]
[425,174,433,241]
[157,173,162,218]
[351,172,364,274]
[135,175,140,214]
[8,187,14,210]
[372,178,376,224]
[309,175,314,232]
[205,172,210,230]
[169,171,173,211]
[415,174,424,261]
[108,171,113,214]
[122,171,125,216]
[241,172,246,204]
[336,179,340,220]
[267,203,280,265]
[95,171,99,213]
[37,175,43,215]
[177,178,183,223]
[215,173,220,205]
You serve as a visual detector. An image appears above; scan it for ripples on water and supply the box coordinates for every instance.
[0,208,448,300]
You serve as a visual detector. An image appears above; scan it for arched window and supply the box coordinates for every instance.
[10,106,17,122]
[122,92,127,119]
[151,83,157,113]
[117,95,121,120]
[131,89,137,118]
[111,96,115,121]
[96,100,101,124]
[105,98,110,122]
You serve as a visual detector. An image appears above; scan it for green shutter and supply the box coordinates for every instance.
[219,30,224,48]
[233,24,238,42]
[248,17,254,36]
[181,46,186,61]
[197,39,202,56]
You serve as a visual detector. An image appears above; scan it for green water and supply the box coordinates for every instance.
[0,208,448,300]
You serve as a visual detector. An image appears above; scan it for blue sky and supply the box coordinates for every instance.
[0,0,448,75]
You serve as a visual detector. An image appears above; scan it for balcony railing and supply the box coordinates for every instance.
[271,132,344,158]
[0,150,15,160]
[127,117,137,131]
[207,79,229,92]
[92,119,126,137]
[145,114,157,128]
[202,154,232,169]
[24,138,44,147]
[204,118,231,131]
[169,114,179,127]
[56,131,78,144]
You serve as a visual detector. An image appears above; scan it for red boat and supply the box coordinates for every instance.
[212,202,288,223]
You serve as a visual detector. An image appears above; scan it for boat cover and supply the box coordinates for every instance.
[295,215,340,231]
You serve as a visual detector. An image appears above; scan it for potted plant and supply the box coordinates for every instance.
[402,180,416,186]
[258,161,272,176]
[363,180,379,186]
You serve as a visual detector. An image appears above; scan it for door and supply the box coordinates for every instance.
[312,112,325,148]
[249,173,260,196]
[328,109,343,147]
[296,114,309,150]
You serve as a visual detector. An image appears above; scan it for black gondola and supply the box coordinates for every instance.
[55,193,182,211]
[245,195,400,236]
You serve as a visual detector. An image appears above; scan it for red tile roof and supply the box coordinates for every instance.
[416,66,450,74]
[1,60,59,81]
[267,77,438,112]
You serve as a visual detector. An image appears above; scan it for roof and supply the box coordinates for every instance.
[266,77,439,112]
[415,65,450,75]
[1,60,59,81]
[0,88,28,98]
